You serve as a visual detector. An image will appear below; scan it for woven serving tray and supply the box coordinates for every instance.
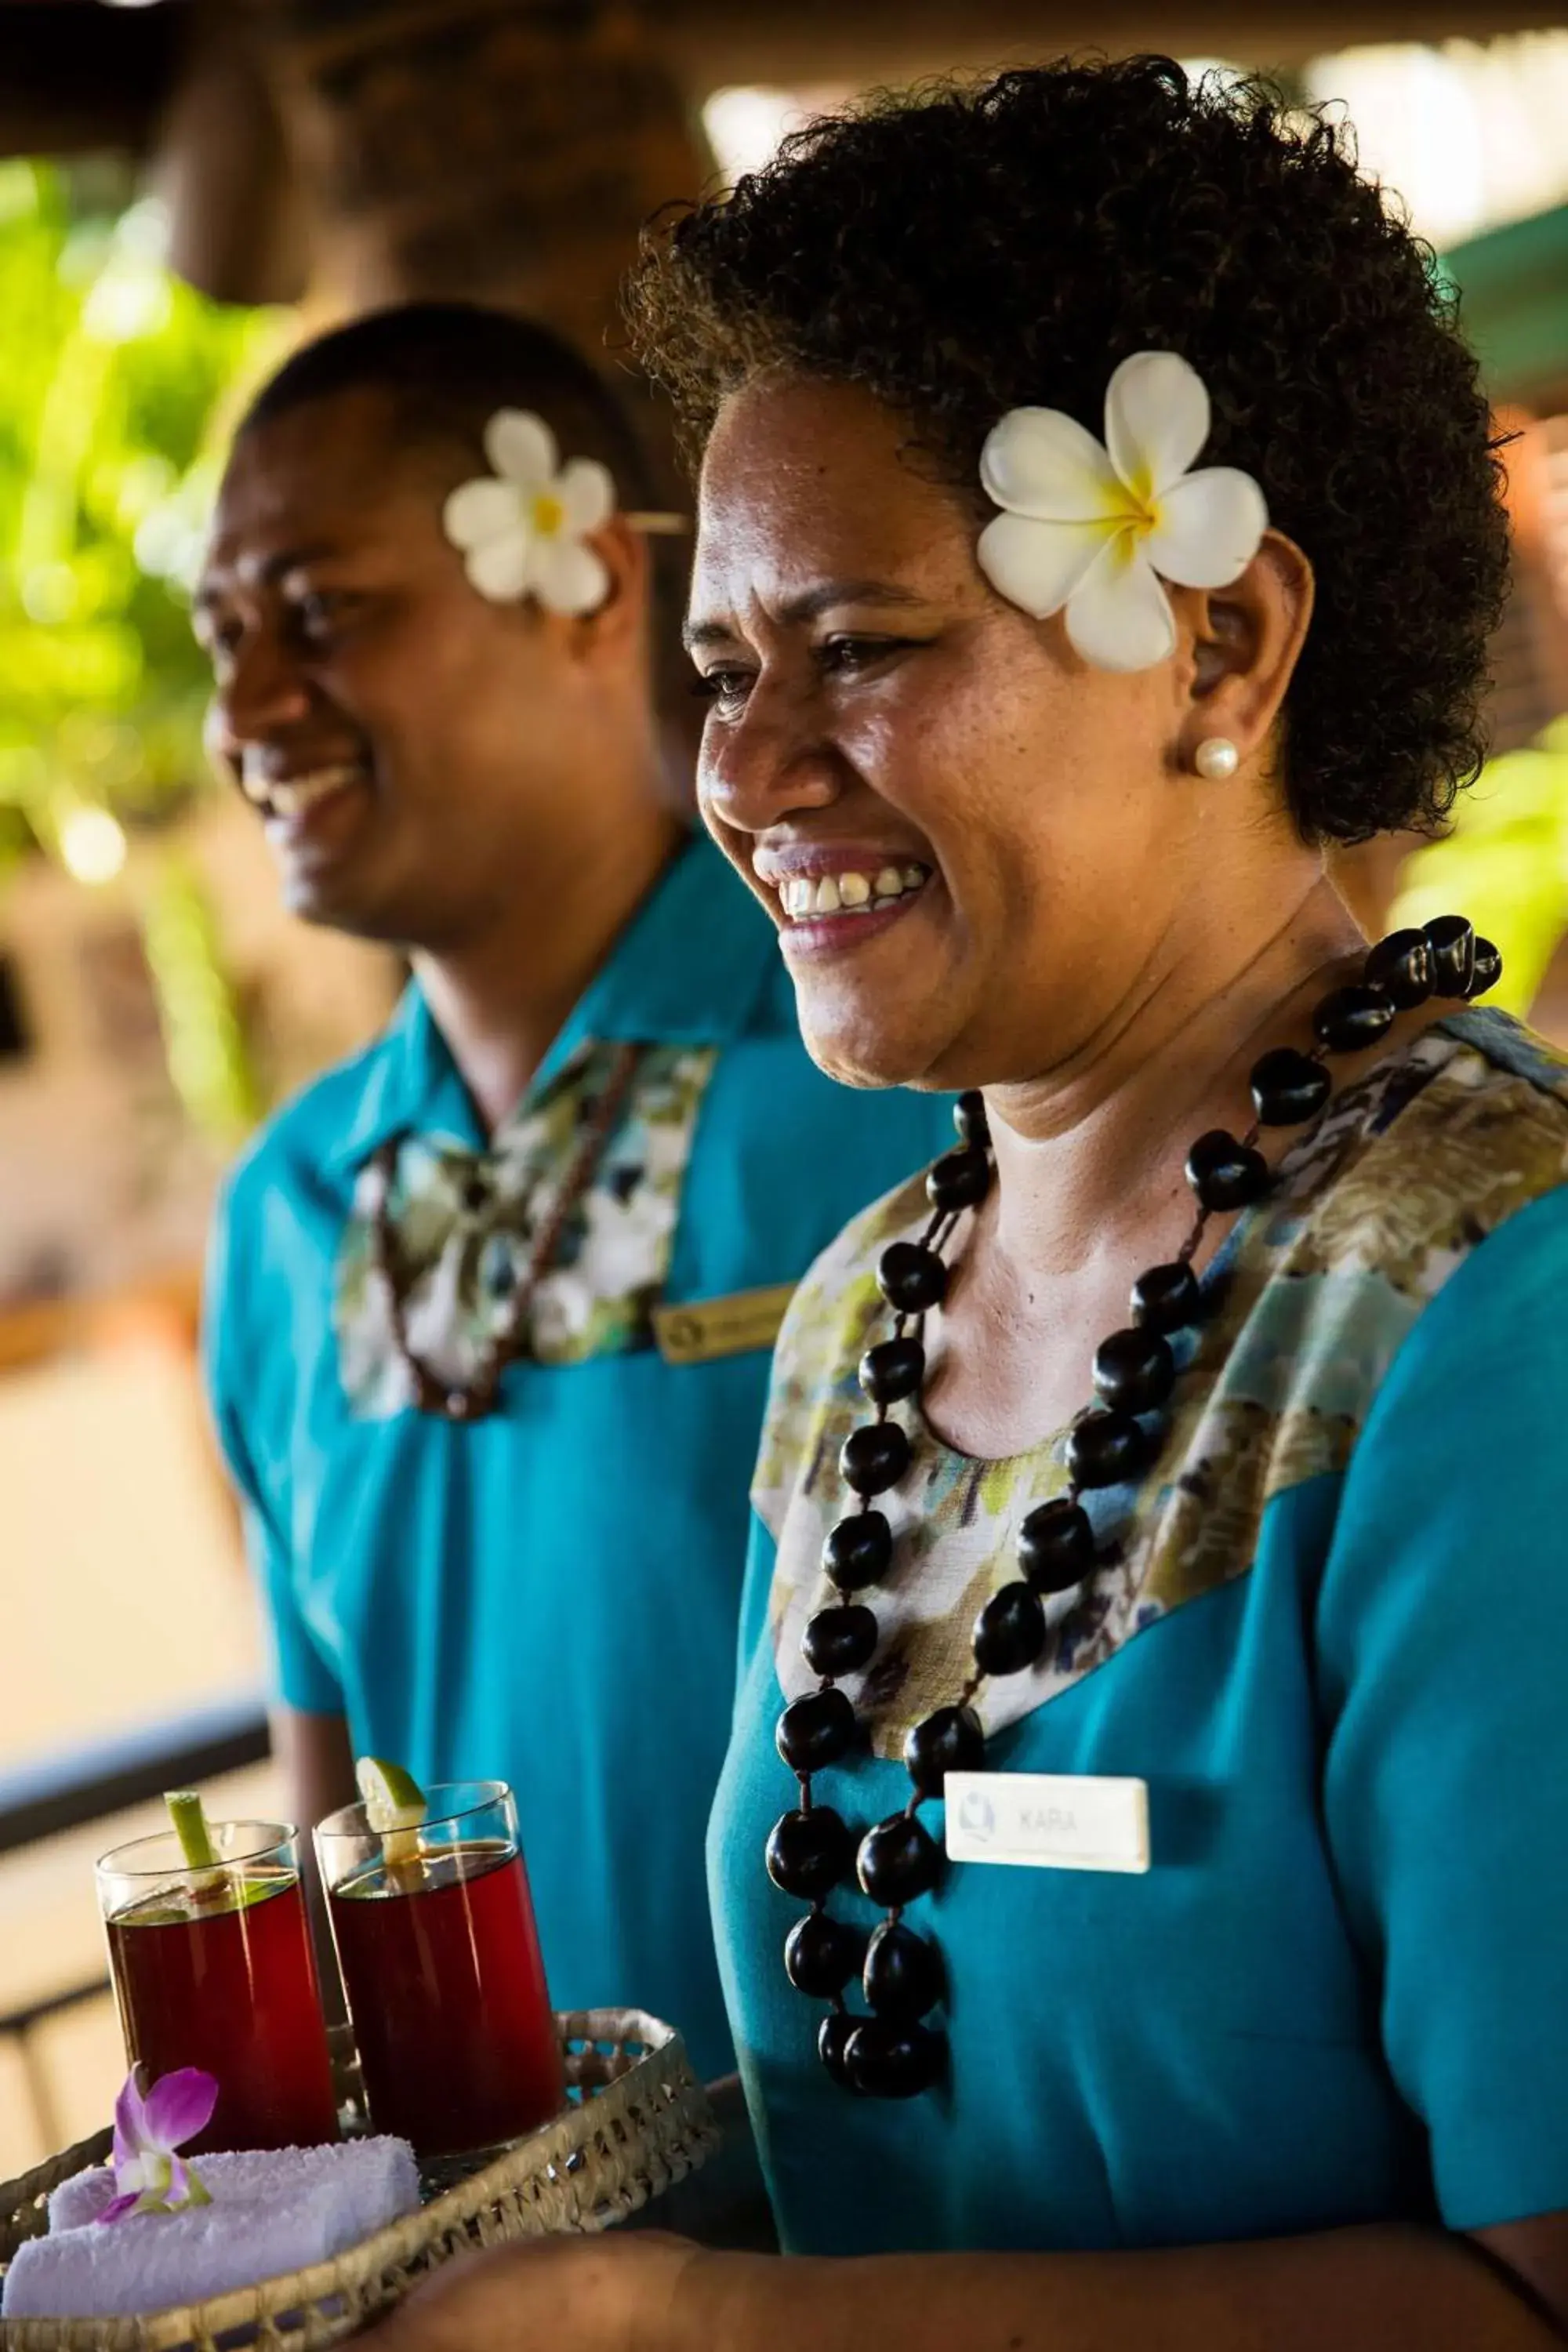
[0,2009,718,2351]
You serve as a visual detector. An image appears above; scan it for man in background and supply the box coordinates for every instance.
[198,303,952,2082]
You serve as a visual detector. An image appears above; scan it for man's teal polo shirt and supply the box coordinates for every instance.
[205,835,952,2080]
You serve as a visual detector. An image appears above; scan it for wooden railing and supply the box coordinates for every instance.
[0,1266,203,1378]
[0,1695,270,2154]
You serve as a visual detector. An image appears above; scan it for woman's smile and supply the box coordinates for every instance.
[751,841,936,958]
[688,371,1205,1093]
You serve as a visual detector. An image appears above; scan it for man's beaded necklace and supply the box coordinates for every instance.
[368,1043,645,1423]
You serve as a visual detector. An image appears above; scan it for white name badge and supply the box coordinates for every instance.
[944,1772,1150,1874]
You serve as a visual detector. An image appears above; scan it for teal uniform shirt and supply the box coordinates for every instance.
[710,1009,1568,2247]
[205,836,953,2082]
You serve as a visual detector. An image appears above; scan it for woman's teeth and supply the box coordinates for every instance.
[779,865,928,920]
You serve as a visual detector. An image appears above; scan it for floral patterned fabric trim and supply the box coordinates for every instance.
[755,1014,1568,1755]
[336,1040,718,1418]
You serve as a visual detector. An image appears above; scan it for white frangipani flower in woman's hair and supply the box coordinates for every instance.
[975,351,1269,673]
[442,409,616,616]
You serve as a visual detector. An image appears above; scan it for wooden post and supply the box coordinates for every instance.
[240,0,710,354]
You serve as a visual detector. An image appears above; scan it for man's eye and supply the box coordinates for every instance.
[292,590,355,643]
[196,616,241,661]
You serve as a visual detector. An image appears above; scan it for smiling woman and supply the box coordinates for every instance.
[675,356,1322,1112]
[359,56,1568,2352]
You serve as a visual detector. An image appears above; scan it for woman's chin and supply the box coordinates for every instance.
[799,1007,958,1094]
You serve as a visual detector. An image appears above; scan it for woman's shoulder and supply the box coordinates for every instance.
[1440,1002,1568,1103]
[1148,1005,1568,1599]
[1275,1006,1568,1287]
[752,1169,931,1529]
[1053,1007,1568,1708]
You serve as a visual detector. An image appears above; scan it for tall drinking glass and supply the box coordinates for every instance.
[316,1780,564,2158]
[97,1820,339,2152]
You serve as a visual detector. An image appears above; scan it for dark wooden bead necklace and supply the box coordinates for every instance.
[767,918,1501,2099]
[368,1041,645,1423]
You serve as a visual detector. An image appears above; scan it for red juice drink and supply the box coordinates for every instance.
[98,1828,337,2153]
[319,1786,564,2158]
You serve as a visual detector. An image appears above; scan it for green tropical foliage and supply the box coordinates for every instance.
[2,153,1566,1130]
[0,158,286,1134]
[1392,719,1568,1018]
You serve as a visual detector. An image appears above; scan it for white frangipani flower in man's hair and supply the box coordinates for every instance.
[442,408,687,617]
[443,410,615,615]
[975,351,1269,673]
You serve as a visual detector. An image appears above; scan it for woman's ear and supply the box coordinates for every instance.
[1173,529,1315,771]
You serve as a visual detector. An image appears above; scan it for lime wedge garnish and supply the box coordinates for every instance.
[355,1756,426,1834]
[356,1757,428,1876]
[165,1789,219,1870]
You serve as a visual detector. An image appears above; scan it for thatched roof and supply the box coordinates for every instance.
[6,0,1566,159]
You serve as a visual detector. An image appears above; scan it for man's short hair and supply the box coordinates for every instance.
[239,299,662,514]
[236,302,690,728]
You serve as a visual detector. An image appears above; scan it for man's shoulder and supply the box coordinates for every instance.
[219,1018,400,1227]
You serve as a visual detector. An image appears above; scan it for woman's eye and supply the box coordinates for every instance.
[691,667,754,713]
[818,635,913,678]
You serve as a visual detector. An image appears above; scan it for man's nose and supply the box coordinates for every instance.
[205,633,315,768]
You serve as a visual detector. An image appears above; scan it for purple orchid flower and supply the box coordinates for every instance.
[97,2064,218,2223]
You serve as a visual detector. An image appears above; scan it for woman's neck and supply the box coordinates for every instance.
[984,870,1364,1276]
[924,869,1374,1459]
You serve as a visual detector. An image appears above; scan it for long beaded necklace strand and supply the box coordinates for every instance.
[766,916,1502,2100]
[368,1041,646,1425]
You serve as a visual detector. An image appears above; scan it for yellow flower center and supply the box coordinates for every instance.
[531,492,566,537]
[1114,475,1162,541]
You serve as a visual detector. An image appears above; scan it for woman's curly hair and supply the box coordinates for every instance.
[626,57,1510,844]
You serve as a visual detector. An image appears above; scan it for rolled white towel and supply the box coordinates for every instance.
[45,2138,418,2241]
[5,2136,420,2320]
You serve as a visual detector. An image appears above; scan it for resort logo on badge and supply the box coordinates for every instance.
[956,1786,996,1842]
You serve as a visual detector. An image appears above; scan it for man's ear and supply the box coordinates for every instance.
[1171,529,1315,770]
[567,516,651,664]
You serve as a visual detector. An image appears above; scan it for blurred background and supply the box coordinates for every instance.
[5,0,1568,2175]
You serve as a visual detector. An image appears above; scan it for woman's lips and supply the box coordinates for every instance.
[744,843,938,956]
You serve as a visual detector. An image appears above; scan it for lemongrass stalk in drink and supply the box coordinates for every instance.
[98,1795,338,2152]
[318,1767,564,2158]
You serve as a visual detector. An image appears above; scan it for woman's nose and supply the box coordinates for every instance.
[698,693,847,839]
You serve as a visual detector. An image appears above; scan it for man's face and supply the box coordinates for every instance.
[197,387,597,948]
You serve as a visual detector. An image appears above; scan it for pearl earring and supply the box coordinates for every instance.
[1194,736,1240,780]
